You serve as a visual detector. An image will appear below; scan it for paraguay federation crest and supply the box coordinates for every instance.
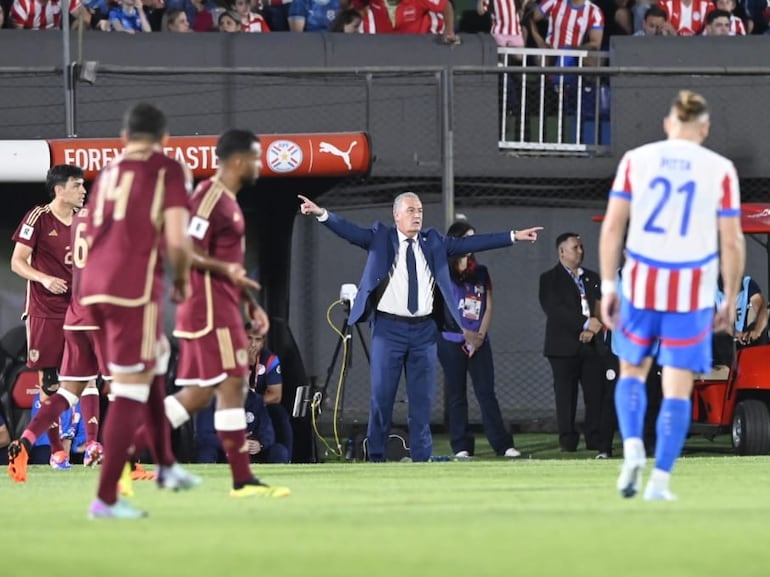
[266,140,303,173]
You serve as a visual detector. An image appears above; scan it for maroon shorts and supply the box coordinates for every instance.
[59,328,109,381]
[88,302,161,374]
[25,316,65,369]
[175,325,249,387]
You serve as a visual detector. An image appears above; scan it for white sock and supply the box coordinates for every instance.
[164,396,191,429]
[214,408,247,431]
[623,438,645,462]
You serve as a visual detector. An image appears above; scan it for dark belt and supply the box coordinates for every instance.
[376,311,433,324]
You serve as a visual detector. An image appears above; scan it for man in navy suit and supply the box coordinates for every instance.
[299,192,542,462]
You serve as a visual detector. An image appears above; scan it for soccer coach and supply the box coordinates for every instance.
[298,192,542,462]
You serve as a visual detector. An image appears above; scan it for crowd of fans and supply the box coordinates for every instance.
[0,0,767,40]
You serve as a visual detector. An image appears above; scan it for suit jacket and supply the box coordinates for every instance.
[323,212,514,328]
[539,263,602,357]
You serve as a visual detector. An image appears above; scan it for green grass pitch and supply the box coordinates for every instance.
[3,438,770,577]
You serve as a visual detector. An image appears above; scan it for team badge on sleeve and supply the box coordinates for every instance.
[19,224,34,240]
[188,216,210,240]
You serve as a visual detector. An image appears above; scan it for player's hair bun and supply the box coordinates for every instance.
[672,90,709,123]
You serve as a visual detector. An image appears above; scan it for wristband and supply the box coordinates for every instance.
[601,280,617,295]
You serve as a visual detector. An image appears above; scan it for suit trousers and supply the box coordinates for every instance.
[547,344,605,452]
[437,337,513,455]
[368,315,437,462]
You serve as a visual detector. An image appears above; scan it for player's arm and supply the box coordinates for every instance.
[0,420,10,449]
[242,290,270,337]
[164,206,193,303]
[598,195,630,331]
[263,361,283,404]
[10,242,68,294]
[581,26,603,51]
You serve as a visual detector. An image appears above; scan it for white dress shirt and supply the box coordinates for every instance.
[377,231,435,317]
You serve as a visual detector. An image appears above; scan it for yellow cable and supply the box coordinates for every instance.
[311,394,338,457]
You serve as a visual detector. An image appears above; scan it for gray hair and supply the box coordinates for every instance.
[393,191,420,214]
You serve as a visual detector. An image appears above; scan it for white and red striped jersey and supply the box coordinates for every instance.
[538,0,604,48]
[11,0,80,29]
[487,0,522,36]
[241,11,271,31]
[728,14,746,34]
[354,0,394,33]
[658,0,713,35]
[610,139,741,312]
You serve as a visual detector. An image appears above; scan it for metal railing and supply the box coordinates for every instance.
[497,47,611,154]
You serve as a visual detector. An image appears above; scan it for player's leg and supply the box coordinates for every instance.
[643,308,713,501]
[613,299,659,498]
[89,304,156,519]
[81,382,102,465]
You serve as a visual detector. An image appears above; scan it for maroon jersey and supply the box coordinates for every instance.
[63,208,98,329]
[80,150,191,307]
[12,204,73,319]
[174,177,245,338]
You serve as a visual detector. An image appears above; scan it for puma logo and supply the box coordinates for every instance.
[319,141,358,171]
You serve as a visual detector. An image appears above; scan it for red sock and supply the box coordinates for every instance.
[80,390,100,445]
[97,396,146,505]
[130,424,149,458]
[21,393,70,446]
[217,428,253,486]
[140,376,175,466]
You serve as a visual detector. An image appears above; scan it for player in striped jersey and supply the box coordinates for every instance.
[168,129,289,498]
[599,90,745,501]
[10,0,89,28]
[528,0,605,49]
[657,0,713,35]
[478,0,524,46]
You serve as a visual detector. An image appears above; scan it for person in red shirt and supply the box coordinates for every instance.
[9,165,85,472]
[81,103,197,519]
[395,0,459,42]
[11,0,90,28]
[346,0,393,32]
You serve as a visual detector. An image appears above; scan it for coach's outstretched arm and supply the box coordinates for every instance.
[298,194,375,249]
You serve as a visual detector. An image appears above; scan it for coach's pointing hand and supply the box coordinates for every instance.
[514,227,544,243]
[298,194,325,218]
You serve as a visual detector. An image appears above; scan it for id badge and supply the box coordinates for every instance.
[463,295,482,320]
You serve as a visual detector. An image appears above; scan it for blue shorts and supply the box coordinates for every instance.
[614,297,713,374]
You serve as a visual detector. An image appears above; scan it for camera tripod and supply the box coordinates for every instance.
[319,302,371,417]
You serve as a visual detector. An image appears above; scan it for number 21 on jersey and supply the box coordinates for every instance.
[643,177,696,237]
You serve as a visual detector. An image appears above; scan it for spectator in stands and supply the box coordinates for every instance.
[340,0,393,32]
[744,0,770,34]
[108,0,152,32]
[703,8,731,34]
[395,0,460,43]
[11,0,90,29]
[218,8,240,30]
[526,0,605,49]
[164,8,192,30]
[477,0,524,47]
[715,0,747,33]
[165,0,217,31]
[288,0,340,31]
[658,0,714,35]
[329,7,362,31]
[141,0,164,29]
[597,0,632,49]
[634,5,676,34]
[232,0,270,30]
[0,3,5,26]
[81,0,110,29]
[247,323,293,461]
